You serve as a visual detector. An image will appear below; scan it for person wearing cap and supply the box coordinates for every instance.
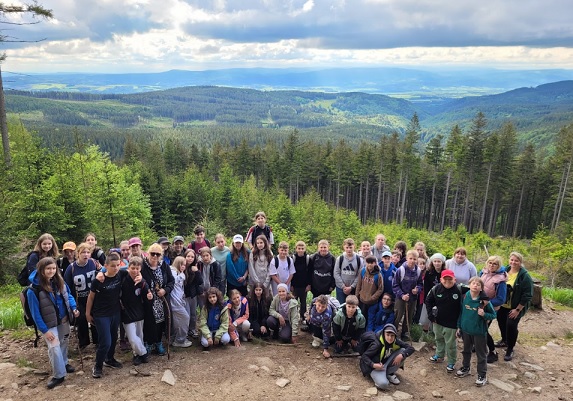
[128,237,145,259]
[172,236,186,258]
[425,269,464,373]
[58,242,77,275]
[225,234,250,296]
[157,237,171,265]
[378,250,397,299]
[359,323,415,390]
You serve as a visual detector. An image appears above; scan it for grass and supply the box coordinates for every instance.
[542,287,573,308]
[0,284,25,330]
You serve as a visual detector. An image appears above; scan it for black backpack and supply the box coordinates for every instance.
[17,251,37,286]
[20,285,42,347]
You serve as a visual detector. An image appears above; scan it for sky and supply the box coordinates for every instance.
[1,0,573,74]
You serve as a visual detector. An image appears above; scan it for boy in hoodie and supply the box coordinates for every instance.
[355,255,384,323]
[378,251,397,300]
[310,240,335,296]
[307,295,336,358]
[392,249,423,340]
[367,293,395,332]
[333,238,361,304]
[332,295,365,354]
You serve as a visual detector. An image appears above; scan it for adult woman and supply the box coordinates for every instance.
[141,243,174,356]
[225,234,250,296]
[445,247,477,285]
[479,255,507,363]
[496,251,533,361]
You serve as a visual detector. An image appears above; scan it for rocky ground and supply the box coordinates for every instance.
[1,301,573,401]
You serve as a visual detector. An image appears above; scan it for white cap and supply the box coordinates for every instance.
[232,234,244,243]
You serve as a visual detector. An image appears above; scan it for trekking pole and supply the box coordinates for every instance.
[161,296,172,360]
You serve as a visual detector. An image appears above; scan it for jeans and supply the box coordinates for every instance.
[200,331,230,347]
[76,298,98,347]
[123,320,146,356]
[369,350,402,390]
[93,313,121,367]
[335,287,354,305]
[185,296,198,333]
[45,322,71,379]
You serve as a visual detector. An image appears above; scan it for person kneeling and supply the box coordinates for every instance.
[359,323,414,390]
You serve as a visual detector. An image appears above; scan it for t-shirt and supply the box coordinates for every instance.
[120,270,149,323]
[269,256,295,295]
[502,272,518,309]
[90,274,122,317]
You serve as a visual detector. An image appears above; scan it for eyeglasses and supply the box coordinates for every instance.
[487,261,499,266]
[150,252,162,257]
[382,297,392,301]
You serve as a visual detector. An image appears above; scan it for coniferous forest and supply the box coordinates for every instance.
[2,85,573,286]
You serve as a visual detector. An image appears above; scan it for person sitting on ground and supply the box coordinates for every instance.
[307,295,336,358]
[332,295,365,354]
[367,293,395,333]
[267,283,299,344]
[359,323,415,390]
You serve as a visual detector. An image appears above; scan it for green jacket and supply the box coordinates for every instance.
[269,296,300,336]
[505,266,533,318]
[458,293,496,336]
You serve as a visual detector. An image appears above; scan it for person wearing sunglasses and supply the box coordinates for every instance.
[140,243,174,356]
[479,255,507,363]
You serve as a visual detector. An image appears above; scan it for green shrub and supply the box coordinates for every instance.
[542,287,573,308]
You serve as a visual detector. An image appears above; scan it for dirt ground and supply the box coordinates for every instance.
[1,301,573,401]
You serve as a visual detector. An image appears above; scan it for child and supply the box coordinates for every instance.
[27,257,80,389]
[211,233,230,294]
[197,247,224,294]
[359,323,415,390]
[393,241,407,268]
[248,234,272,291]
[64,242,100,348]
[170,256,192,347]
[247,282,271,338]
[359,240,373,264]
[189,225,211,254]
[355,255,384,321]
[86,253,123,379]
[119,256,153,365]
[157,237,171,265]
[267,283,299,343]
[226,234,250,296]
[390,251,401,269]
[291,241,311,326]
[58,241,76,275]
[22,233,60,285]
[413,256,429,326]
[367,293,395,333]
[84,233,106,267]
[307,295,336,358]
[333,295,365,354]
[246,211,274,249]
[310,239,335,296]
[198,287,232,350]
[227,289,251,342]
[425,269,463,373]
[372,234,391,262]
[456,276,496,387]
[333,238,361,304]
[391,249,423,340]
[268,241,295,295]
[423,253,446,332]
[183,249,204,339]
[378,251,397,299]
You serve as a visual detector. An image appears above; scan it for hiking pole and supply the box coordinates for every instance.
[161,296,172,360]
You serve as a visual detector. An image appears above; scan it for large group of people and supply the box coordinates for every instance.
[23,211,534,391]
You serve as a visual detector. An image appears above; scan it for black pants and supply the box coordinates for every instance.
[76,298,98,347]
[251,320,270,338]
[267,316,292,343]
[496,306,521,352]
[292,286,308,320]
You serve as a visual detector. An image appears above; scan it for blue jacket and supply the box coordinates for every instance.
[226,251,249,287]
[367,301,395,332]
[27,270,77,334]
[308,300,335,349]
[378,263,396,297]
[392,264,423,298]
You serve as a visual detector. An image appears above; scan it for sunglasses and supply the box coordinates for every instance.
[150,252,162,257]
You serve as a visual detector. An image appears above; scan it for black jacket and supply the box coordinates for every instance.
[359,329,415,376]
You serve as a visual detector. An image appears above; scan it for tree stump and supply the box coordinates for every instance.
[532,281,543,309]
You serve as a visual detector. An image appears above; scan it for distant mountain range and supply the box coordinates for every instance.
[4,67,573,101]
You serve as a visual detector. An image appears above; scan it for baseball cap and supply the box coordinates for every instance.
[157,236,170,245]
[381,251,392,258]
[382,323,397,335]
[62,241,76,251]
[441,269,455,279]
[172,235,185,243]
[232,234,244,243]
[128,237,142,247]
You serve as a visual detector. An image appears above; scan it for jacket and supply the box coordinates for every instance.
[199,304,229,340]
[308,300,335,349]
[120,270,151,324]
[392,264,423,298]
[479,267,508,309]
[226,251,249,287]
[367,301,395,332]
[140,259,175,302]
[378,263,396,298]
[425,283,463,329]
[504,266,534,318]
[248,252,271,288]
[292,253,311,288]
[197,260,223,294]
[183,267,204,299]
[332,303,366,341]
[227,296,250,327]
[269,296,300,336]
[458,292,496,336]
[310,252,335,295]
[355,266,384,305]
[359,329,415,376]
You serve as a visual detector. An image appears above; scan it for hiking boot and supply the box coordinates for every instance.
[132,355,143,366]
[145,342,154,354]
[65,364,75,373]
[446,363,455,373]
[189,329,199,338]
[156,342,166,356]
[387,374,400,385]
[494,339,507,348]
[173,339,193,348]
[504,350,514,361]
[487,351,499,363]
[47,376,64,389]
[475,374,487,386]
[429,355,444,363]
[103,358,123,369]
[141,353,150,363]
[311,336,322,348]
[92,365,103,379]
[456,366,470,377]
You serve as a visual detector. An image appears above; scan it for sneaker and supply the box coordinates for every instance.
[475,374,487,386]
[504,350,514,361]
[173,339,193,348]
[446,364,455,373]
[141,353,150,364]
[387,374,400,385]
[456,366,470,377]
[132,355,143,366]
[487,351,499,363]
[189,329,199,338]
[494,340,507,348]
[202,346,210,352]
[92,365,103,379]
[429,355,444,363]
[65,364,75,373]
[240,334,248,343]
[145,342,154,354]
[311,336,322,348]
[103,358,123,369]
[155,342,166,356]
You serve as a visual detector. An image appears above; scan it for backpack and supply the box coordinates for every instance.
[250,225,271,246]
[327,295,340,315]
[337,254,361,272]
[273,255,292,270]
[360,266,380,286]
[17,251,37,286]
[397,265,421,284]
[20,285,42,347]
